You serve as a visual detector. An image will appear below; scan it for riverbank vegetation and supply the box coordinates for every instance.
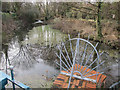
[2,2,120,49]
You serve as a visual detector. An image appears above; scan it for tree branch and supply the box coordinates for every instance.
[71,5,97,13]
[88,2,98,7]
[72,8,97,15]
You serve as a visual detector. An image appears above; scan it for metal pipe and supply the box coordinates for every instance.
[68,34,74,58]
[68,39,80,89]
[81,43,99,73]
[109,81,120,88]
[82,52,104,74]
[84,72,104,78]
[10,66,15,90]
[60,52,62,72]
[57,46,71,68]
[80,36,90,70]
[63,43,72,66]
[55,53,69,70]
[83,61,105,76]
[55,61,68,71]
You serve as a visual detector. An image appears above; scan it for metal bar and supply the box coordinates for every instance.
[81,43,98,73]
[7,79,31,90]
[60,52,62,71]
[69,38,100,70]
[61,72,96,83]
[55,53,69,70]
[78,33,80,38]
[63,43,72,66]
[57,46,71,68]
[78,43,84,65]
[80,36,90,70]
[83,61,105,76]
[109,81,120,88]
[68,38,80,88]
[75,39,80,70]
[96,48,99,84]
[84,72,104,78]
[73,71,84,77]
[10,66,15,90]
[55,61,68,71]
[68,34,74,58]
[76,39,79,71]
[69,38,100,71]
[82,52,104,74]
[0,71,30,90]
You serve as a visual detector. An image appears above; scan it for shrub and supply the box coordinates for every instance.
[2,13,17,43]
[18,6,39,24]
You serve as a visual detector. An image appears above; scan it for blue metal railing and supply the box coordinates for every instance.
[0,66,31,90]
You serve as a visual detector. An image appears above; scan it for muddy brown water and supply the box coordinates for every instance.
[0,25,119,88]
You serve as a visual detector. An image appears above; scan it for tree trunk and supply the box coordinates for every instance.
[97,2,103,38]
[93,2,103,68]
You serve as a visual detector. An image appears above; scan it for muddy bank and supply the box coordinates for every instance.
[51,18,119,49]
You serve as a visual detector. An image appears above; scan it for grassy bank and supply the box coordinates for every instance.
[51,18,119,49]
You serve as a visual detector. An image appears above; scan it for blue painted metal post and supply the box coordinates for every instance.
[10,66,15,90]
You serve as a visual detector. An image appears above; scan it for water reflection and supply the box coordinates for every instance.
[0,25,119,88]
[1,25,67,88]
[22,25,67,47]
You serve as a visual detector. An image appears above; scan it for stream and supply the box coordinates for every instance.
[0,25,119,88]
